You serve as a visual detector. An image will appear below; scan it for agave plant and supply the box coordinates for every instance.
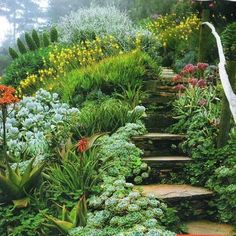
[0,158,44,207]
[45,195,87,235]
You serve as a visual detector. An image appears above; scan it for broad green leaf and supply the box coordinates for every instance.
[45,215,74,234]
[6,162,21,186]
[20,157,36,186]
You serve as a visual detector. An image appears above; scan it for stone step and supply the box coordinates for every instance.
[185,220,236,235]
[143,156,191,163]
[132,133,186,141]
[132,133,186,157]
[143,93,176,105]
[143,112,175,132]
[137,184,213,202]
[144,80,176,93]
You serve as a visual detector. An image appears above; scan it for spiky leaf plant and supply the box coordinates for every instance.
[0,158,44,207]
[45,195,87,235]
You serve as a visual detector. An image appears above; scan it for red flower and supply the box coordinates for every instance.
[172,74,182,82]
[181,64,197,74]
[76,138,89,153]
[0,85,19,105]
[174,84,186,91]
[197,79,207,88]
[188,77,198,86]
[197,63,209,71]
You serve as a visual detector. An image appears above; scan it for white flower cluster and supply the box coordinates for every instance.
[1,89,80,159]
[58,6,151,47]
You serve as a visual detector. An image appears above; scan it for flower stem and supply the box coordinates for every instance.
[2,106,8,160]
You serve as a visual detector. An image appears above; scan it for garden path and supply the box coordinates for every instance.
[132,68,235,235]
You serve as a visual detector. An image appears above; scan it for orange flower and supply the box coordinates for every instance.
[76,138,89,153]
[0,85,19,105]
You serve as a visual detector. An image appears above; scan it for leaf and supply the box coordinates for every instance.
[6,162,21,186]
[45,215,74,235]
[12,197,30,208]
[22,162,45,193]
[20,157,36,186]
[0,173,19,197]
[87,133,106,150]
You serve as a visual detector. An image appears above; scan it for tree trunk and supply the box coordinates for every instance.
[217,60,236,148]
[198,9,210,62]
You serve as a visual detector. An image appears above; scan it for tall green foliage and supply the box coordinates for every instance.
[25,32,37,51]
[8,47,19,59]
[50,27,58,43]
[32,29,41,48]
[17,38,27,54]
[43,33,50,47]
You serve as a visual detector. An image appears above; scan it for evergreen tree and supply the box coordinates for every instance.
[17,38,27,54]
[8,47,18,59]
[25,32,37,51]
[32,29,41,48]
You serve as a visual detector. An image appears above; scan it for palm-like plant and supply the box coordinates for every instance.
[0,158,44,207]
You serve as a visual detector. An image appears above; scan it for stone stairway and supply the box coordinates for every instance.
[131,68,235,234]
[142,68,176,132]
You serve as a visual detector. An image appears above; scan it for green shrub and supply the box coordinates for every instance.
[207,129,236,224]
[4,48,52,87]
[58,6,150,48]
[55,50,161,103]
[222,22,236,61]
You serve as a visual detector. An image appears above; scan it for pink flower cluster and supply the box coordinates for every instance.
[173,62,209,91]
